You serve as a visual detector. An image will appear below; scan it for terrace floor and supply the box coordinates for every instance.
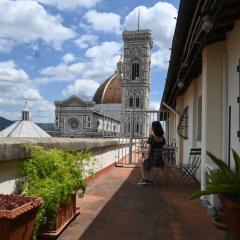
[58,167,225,240]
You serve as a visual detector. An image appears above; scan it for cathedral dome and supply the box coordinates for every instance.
[93,73,122,104]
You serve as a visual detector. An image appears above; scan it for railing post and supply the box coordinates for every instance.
[129,110,133,164]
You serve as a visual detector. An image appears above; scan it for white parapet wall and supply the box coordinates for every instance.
[0,137,127,194]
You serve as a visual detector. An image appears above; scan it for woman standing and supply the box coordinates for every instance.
[138,121,166,185]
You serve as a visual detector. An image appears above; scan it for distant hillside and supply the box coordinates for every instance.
[37,123,54,131]
[0,117,14,131]
[0,116,54,132]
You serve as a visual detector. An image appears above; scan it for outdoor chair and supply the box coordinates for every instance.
[178,148,201,183]
[150,147,178,183]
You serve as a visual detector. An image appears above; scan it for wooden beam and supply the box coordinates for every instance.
[219,12,240,23]
[212,23,234,34]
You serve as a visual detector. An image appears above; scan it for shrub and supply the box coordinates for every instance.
[22,145,96,239]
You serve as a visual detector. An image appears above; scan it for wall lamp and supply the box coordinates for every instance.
[177,80,184,89]
[202,15,213,33]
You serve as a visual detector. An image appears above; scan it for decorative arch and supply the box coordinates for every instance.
[135,94,140,108]
[131,58,140,80]
[129,93,134,108]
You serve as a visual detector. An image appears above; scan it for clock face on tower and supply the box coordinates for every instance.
[68,117,79,130]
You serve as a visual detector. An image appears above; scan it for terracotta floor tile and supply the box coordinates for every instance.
[58,167,225,240]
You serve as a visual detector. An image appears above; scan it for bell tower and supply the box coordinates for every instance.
[122,29,153,137]
[122,30,152,110]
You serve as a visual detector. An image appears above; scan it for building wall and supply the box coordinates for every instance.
[182,83,194,165]
[172,22,240,194]
[201,41,225,192]
[174,76,202,181]
[196,76,202,149]
[168,111,176,145]
[226,19,240,163]
[0,138,125,194]
[175,95,184,166]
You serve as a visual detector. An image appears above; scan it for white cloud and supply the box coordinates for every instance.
[30,99,54,122]
[0,110,20,121]
[68,62,86,75]
[32,0,101,10]
[84,41,122,79]
[150,100,160,110]
[40,64,69,77]
[0,0,75,51]
[75,34,98,49]
[83,10,121,34]
[63,53,76,64]
[38,61,86,83]
[124,2,177,48]
[39,41,122,84]
[124,2,177,69]
[63,79,99,99]
[0,60,54,122]
[151,49,170,70]
[0,39,15,53]
[0,60,41,101]
[85,41,121,59]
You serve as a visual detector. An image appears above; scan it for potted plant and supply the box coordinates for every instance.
[0,194,43,240]
[190,149,240,240]
[22,145,95,239]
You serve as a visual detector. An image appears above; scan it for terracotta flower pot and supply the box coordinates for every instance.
[0,194,43,240]
[221,195,240,240]
[40,194,80,238]
[212,210,228,231]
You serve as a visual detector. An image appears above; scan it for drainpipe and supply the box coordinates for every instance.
[162,102,179,116]
[162,102,180,146]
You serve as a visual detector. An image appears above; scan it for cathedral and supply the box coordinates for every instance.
[54,29,152,138]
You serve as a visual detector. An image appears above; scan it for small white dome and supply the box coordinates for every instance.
[0,120,51,138]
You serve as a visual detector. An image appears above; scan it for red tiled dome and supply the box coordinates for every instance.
[93,73,122,104]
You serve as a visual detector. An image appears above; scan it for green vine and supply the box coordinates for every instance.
[22,145,96,239]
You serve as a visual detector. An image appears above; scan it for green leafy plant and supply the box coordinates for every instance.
[190,149,240,200]
[22,145,96,239]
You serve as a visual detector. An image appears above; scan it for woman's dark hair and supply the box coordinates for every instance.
[152,121,164,137]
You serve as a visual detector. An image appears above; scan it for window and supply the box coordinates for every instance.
[177,106,189,139]
[136,96,140,108]
[197,96,202,141]
[55,115,59,127]
[86,116,91,128]
[135,122,139,134]
[184,106,189,139]
[129,97,133,107]
[97,120,100,129]
[131,61,140,80]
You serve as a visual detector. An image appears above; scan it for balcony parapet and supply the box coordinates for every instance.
[0,137,120,162]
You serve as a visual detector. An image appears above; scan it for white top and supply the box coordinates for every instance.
[0,120,51,138]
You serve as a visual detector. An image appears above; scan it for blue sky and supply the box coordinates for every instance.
[0,0,179,122]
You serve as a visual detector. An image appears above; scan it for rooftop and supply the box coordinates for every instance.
[58,167,223,240]
[93,73,122,105]
[0,120,51,138]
